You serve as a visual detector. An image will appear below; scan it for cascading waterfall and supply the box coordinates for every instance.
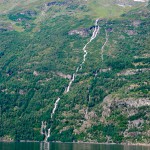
[66,19,99,92]
[95,29,109,77]
[41,19,100,142]
[101,29,108,62]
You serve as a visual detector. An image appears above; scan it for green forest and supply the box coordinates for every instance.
[0,0,150,144]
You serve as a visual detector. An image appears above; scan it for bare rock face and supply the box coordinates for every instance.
[68,28,89,37]
[116,0,148,7]
[99,68,111,73]
[129,119,144,128]
[101,95,113,122]
[33,71,39,76]
[101,95,150,143]
[73,108,98,135]
[126,30,137,35]
[132,20,141,27]
[19,89,26,95]
[101,95,150,122]
[68,23,102,37]
[56,72,71,79]
[117,68,150,76]
[125,98,150,108]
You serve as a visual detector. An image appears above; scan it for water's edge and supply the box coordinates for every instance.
[0,140,150,147]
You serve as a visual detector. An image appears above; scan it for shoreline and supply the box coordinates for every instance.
[0,140,150,147]
[65,142,150,147]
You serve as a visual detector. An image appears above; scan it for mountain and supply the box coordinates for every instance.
[0,0,150,144]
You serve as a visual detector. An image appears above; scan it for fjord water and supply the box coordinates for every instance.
[0,142,150,150]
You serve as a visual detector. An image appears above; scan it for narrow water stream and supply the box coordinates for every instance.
[41,19,100,141]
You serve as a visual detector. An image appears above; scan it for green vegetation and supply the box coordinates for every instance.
[0,0,150,144]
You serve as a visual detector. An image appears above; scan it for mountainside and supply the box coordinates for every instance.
[0,0,150,144]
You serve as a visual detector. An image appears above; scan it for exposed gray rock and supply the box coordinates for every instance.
[99,68,111,73]
[56,72,71,79]
[101,95,150,122]
[129,119,144,128]
[33,71,39,76]
[68,28,89,37]
[19,90,26,95]
[125,98,150,108]
[126,30,137,35]
[117,68,150,76]
[132,20,141,27]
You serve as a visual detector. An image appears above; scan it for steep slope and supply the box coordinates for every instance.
[0,0,150,143]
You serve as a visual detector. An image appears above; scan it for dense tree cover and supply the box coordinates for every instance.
[0,0,150,143]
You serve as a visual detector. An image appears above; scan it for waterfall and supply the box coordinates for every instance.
[41,19,100,141]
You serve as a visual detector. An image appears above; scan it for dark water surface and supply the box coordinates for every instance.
[0,142,150,150]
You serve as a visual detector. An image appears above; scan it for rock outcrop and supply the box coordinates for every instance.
[101,95,150,121]
[117,68,150,76]
[68,28,89,37]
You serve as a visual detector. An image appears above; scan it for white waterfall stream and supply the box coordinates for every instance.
[101,29,108,62]
[66,19,100,92]
[95,29,109,77]
[41,19,100,142]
